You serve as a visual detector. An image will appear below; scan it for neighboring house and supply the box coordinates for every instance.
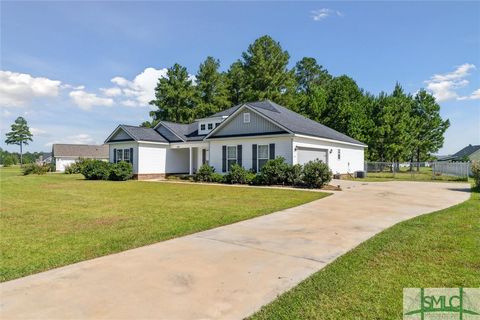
[52,144,109,172]
[37,152,52,164]
[104,100,367,179]
[438,144,480,162]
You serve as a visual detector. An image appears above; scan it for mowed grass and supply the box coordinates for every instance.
[345,167,467,182]
[0,167,326,282]
[251,187,480,319]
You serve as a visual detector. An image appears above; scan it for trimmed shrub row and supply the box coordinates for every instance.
[65,159,133,181]
[194,157,332,188]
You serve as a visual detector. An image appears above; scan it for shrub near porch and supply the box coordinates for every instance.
[0,167,327,282]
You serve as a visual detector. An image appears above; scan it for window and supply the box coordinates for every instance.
[208,123,213,130]
[258,144,269,170]
[338,149,341,160]
[227,146,237,171]
[124,149,131,163]
[243,112,250,123]
[200,124,206,131]
[215,122,220,127]
[116,149,123,163]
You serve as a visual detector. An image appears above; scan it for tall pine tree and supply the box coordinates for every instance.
[149,63,197,124]
[195,56,230,118]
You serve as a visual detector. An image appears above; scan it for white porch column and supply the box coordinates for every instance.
[189,147,193,175]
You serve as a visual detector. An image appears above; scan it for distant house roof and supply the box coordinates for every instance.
[208,100,366,146]
[440,144,480,161]
[52,144,109,158]
[108,100,366,146]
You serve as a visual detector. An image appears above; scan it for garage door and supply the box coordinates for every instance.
[297,147,327,165]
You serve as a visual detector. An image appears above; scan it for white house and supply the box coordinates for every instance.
[52,144,109,172]
[104,100,367,179]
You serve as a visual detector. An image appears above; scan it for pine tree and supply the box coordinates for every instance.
[5,117,33,165]
[241,35,296,106]
[149,63,197,124]
[195,56,230,118]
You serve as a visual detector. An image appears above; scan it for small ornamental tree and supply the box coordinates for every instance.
[5,117,33,165]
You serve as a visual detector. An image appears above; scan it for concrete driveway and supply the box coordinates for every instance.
[0,180,470,319]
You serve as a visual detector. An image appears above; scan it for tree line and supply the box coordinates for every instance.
[149,35,447,162]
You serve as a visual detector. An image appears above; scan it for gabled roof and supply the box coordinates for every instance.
[105,100,366,147]
[453,145,480,157]
[106,125,169,143]
[208,100,366,146]
[156,121,206,142]
[52,144,109,158]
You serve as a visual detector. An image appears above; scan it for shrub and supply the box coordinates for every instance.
[2,155,15,167]
[109,162,133,181]
[259,157,289,185]
[194,164,216,182]
[22,163,50,175]
[472,161,480,188]
[80,159,110,180]
[224,164,249,184]
[211,173,225,183]
[285,164,303,186]
[302,160,332,188]
[245,171,257,185]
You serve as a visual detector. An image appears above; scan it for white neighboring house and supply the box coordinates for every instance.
[104,100,367,179]
[52,144,109,172]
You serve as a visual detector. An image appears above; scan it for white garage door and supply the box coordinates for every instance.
[297,147,328,165]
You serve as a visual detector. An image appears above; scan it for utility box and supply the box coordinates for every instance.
[355,171,366,178]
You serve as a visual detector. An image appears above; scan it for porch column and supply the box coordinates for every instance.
[189,147,193,175]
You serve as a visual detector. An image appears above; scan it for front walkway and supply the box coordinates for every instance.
[0,181,470,319]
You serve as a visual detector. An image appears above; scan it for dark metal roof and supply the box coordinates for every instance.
[120,125,169,143]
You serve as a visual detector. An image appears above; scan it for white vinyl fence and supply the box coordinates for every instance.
[431,162,472,178]
[364,161,471,180]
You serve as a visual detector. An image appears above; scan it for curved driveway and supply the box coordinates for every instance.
[0,180,470,319]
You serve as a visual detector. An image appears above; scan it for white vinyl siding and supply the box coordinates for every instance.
[208,136,292,173]
[293,136,365,174]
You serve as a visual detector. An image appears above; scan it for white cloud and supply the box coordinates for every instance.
[0,70,62,107]
[425,63,476,102]
[108,67,168,107]
[31,127,48,136]
[311,8,343,21]
[458,88,480,101]
[45,133,96,147]
[69,90,114,110]
[100,87,122,97]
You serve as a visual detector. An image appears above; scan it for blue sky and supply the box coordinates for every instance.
[1,1,479,154]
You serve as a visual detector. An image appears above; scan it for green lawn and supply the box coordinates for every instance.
[0,167,326,282]
[251,187,480,319]
[345,166,468,182]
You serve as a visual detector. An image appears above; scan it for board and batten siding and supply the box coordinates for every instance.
[208,136,293,173]
[211,110,286,137]
[293,136,364,174]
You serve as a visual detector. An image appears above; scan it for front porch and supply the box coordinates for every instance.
[169,142,209,176]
